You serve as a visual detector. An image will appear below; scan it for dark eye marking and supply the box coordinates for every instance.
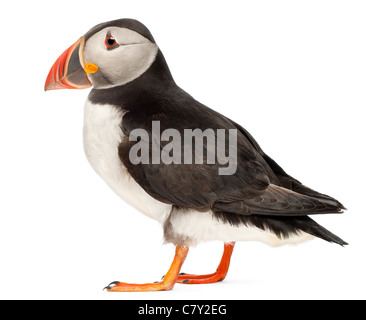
[105,31,120,50]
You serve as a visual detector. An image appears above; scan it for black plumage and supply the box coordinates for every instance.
[87,19,347,246]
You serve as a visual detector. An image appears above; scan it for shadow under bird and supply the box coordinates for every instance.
[45,18,347,292]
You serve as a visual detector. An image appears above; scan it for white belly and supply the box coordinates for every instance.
[83,99,172,224]
[167,210,313,246]
[82,99,313,246]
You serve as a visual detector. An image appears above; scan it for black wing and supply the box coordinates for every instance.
[118,87,344,216]
[228,118,345,210]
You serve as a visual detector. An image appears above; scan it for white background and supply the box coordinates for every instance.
[0,0,365,300]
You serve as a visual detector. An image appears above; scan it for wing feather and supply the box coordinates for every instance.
[118,87,344,217]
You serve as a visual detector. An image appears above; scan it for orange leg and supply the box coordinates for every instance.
[176,242,235,284]
[105,246,188,292]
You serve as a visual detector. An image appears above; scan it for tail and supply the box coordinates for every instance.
[294,216,348,246]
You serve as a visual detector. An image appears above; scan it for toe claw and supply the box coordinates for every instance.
[181,279,191,283]
[104,281,120,290]
[179,272,186,276]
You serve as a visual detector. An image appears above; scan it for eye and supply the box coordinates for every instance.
[105,32,120,50]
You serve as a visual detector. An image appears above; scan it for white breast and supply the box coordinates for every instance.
[82,99,313,247]
[83,99,172,224]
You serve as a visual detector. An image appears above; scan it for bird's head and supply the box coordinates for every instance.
[44,19,159,91]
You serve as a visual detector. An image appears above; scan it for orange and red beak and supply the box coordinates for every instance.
[44,37,92,91]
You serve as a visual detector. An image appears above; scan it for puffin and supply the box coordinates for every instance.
[44,18,347,292]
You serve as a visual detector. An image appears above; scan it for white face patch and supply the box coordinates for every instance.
[83,27,159,89]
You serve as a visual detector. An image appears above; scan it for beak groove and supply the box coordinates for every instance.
[44,37,92,91]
